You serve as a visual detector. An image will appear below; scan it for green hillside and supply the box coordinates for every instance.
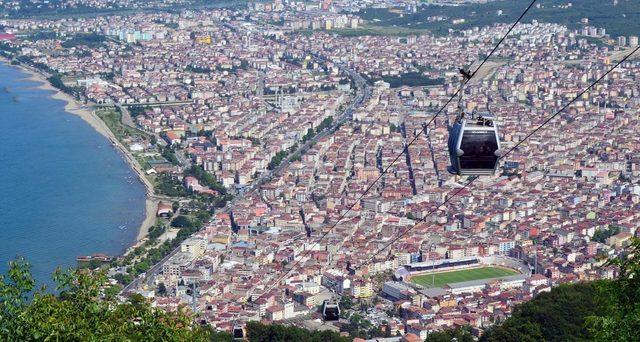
[480,281,609,341]
[358,0,640,37]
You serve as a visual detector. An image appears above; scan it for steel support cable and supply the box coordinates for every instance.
[354,45,640,272]
[253,0,539,300]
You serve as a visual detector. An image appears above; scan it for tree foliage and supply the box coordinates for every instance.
[155,174,188,197]
[342,313,381,339]
[0,258,214,341]
[302,128,315,143]
[246,321,350,342]
[60,33,106,49]
[356,0,640,38]
[161,146,180,166]
[380,72,444,88]
[339,295,354,310]
[268,144,298,170]
[171,215,193,228]
[148,224,166,240]
[316,116,334,133]
[586,238,640,341]
[128,105,149,118]
[480,239,640,342]
[46,73,81,96]
[426,326,474,342]
[591,225,621,243]
[480,281,610,342]
[268,150,289,170]
[184,165,227,195]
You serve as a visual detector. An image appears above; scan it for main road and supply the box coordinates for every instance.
[121,49,370,294]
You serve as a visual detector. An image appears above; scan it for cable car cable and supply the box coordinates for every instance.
[353,45,640,273]
[496,45,639,163]
[468,0,539,80]
[252,0,539,301]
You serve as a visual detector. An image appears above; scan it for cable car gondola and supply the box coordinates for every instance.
[447,113,501,176]
[232,325,245,339]
[321,299,340,321]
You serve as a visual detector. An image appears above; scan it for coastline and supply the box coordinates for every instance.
[1,57,157,244]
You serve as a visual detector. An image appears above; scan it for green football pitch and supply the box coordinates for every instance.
[410,267,519,288]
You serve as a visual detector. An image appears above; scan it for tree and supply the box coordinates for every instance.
[0,257,214,340]
[148,224,166,240]
[82,258,104,270]
[426,326,474,342]
[103,284,122,299]
[586,238,640,341]
[184,165,227,195]
[591,225,621,243]
[379,72,444,88]
[171,215,193,228]
[480,281,611,341]
[161,146,180,166]
[128,105,149,118]
[343,313,379,338]
[113,272,133,285]
[60,33,106,49]
[268,150,289,170]
[157,282,167,296]
[339,295,354,310]
[155,174,188,197]
[302,128,315,142]
[245,321,349,342]
[316,116,334,133]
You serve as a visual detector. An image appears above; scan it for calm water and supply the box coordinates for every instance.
[0,61,146,288]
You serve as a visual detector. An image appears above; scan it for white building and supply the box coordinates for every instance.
[382,281,416,300]
[181,237,207,258]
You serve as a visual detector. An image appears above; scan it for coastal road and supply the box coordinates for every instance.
[122,244,182,292]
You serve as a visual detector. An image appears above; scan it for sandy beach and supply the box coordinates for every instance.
[2,57,157,243]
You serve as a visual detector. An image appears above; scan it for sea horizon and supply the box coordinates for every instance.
[0,61,147,288]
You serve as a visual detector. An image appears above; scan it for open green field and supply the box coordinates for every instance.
[410,266,518,288]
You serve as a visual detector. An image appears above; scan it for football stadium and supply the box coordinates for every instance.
[395,256,530,290]
[410,266,518,288]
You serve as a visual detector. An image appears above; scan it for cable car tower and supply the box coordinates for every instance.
[447,69,502,176]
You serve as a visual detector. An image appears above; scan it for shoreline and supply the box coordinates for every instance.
[1,57,157,245]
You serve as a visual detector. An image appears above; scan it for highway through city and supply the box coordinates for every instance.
[121,49,370,294]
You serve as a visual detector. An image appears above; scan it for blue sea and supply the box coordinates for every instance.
[0,61,146,288]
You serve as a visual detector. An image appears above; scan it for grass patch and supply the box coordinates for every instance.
[410,266,518,288]
[94,107,148,142]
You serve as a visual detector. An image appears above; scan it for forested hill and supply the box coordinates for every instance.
[479,281,609,341]
[358,0,640,38]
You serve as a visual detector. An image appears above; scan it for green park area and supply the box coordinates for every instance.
[410,266,518,288]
